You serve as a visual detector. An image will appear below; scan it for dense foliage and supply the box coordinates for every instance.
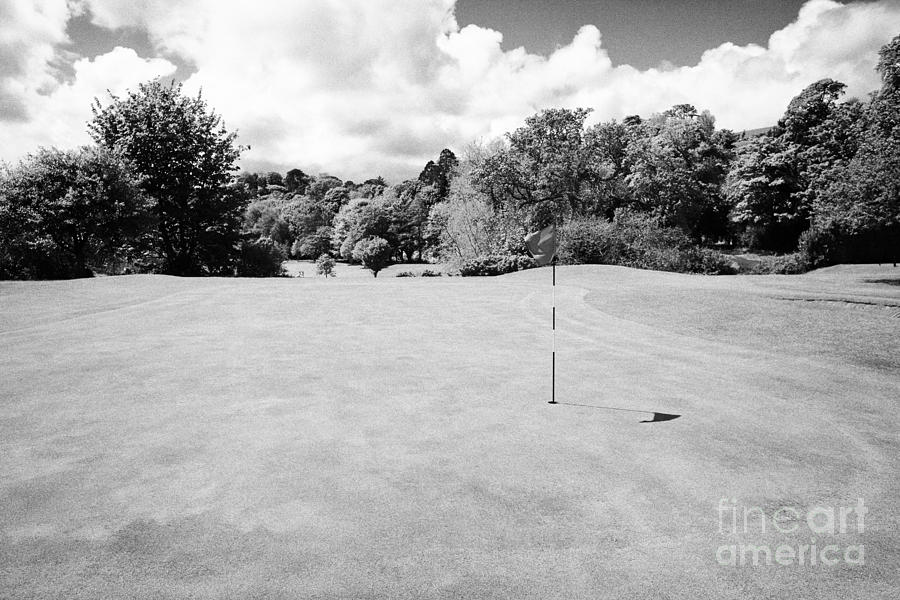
[3,35,899,280]
[90,80,245,275]
[351,236,393,277]
[1,147,150,279]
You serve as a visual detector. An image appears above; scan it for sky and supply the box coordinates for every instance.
[1,1,899,182]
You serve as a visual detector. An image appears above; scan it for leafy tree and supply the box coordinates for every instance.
[284,168,310,193]
[473,108,597,224]
[237,172,261,196]
[380,180,442,261]
[236,237,285,277]
[419,161,441,188]
[626,105,735,241]
[352,236,392,277]
[283,187,344,244]
[291,225,334,259]
[331,198,393,261]
[419,148,458,201]
[0,146,150,278]
[89,79,244,275]
[807,34,900,264]
[727,79,864,251]
[306,174,344,203]
[243,197,291,247]
[364,176,388,188]
[581,120,634,218]
[321,186,350,212]
[724,135,804,251]
[775,79,848,146]
[315,253,336,277]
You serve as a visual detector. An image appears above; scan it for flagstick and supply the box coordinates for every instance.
[550,257,557,404]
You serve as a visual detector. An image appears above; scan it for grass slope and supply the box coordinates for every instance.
[1,265,899,599]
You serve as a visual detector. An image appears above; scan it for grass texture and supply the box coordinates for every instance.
[1,265,899,599]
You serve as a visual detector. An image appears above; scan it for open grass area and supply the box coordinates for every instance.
[1,265,899,599]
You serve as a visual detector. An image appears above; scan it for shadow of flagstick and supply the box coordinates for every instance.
[554,402,681,423]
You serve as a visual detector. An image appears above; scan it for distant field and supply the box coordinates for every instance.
[282,259,453,278]
[1,265,899,599]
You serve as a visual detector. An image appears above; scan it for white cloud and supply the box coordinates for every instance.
[0,1,175,160]
[2,0,899,180]
[0,0,71,121]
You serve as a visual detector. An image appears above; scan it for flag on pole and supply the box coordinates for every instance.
[524,223,557,266]
[525,223,559,403]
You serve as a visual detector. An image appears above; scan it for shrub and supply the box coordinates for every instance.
[236,238,286,277]
[748,252,810,275]
[315,253,336,277]
[558,217,624,265]
[797,226,840,269]
[395,271,416,277]
[459,255,536,276]
[796,224,900,269]
[559,211,737,275]
[420,269,443,277]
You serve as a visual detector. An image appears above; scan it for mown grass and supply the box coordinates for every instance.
[1,265,898,599]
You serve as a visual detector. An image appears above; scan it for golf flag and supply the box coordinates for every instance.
[524,224,557,266]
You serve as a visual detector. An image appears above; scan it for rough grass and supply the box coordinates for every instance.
[1,265,898,599]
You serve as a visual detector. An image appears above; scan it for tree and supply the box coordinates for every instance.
[419,148,458,201]
[284,168,310,194]
[315,253,336,277]
[292,225,333,259]
[776,79,848,146]
[331,198,393,261]
[236,237,285,277]
[89,79,244,275]
[626,106,735,240]
[877,33,900,90]
[724,135,804,251]
[473,108,597,224]
[306,174,344,203]
[283,188,344,243]
[380,180,441,261]
[807,34,900,264]
[581,120,634,218]
[0,146,151,279]
[242,198,292,269]
[352,236,392,277]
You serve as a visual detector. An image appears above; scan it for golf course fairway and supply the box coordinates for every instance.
[2,264,898,599]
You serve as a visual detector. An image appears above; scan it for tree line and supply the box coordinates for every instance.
[2,34,898,279]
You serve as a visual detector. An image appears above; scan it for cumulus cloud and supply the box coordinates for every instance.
[0,1,175,158]
[1,0,899,180]
[0,0,70,121]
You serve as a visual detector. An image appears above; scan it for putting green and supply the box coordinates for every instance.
[1,265,898,598]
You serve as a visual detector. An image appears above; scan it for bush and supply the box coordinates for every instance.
[559,211,736,275]
[420,269,443,277]
[459,255,536,276]
[395,271,416,277]
[0,236,88,280]
[797,226,840,269]
[236,238,286,277]
[652,246,738,275]
[315,253,336,277]
[748,252,810,275]
[796,224,900,269]
[558,218,624,265]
